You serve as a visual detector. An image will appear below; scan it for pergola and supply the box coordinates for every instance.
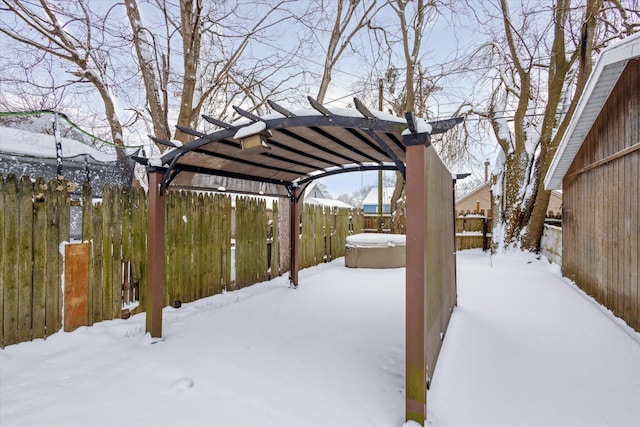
[134,97,462,423]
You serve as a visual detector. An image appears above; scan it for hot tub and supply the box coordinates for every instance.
[344,233,406,268]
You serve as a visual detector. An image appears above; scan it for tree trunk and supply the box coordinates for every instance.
[174,0,202,144]
[125,0,171,143]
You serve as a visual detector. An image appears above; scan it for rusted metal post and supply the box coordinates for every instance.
[289,187,301,287]
[146,168,166,337]
[403,119,431,424]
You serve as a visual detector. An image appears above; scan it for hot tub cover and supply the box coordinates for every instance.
[345,233,406,248]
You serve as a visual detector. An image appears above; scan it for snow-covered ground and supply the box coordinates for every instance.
[1,249,639,426]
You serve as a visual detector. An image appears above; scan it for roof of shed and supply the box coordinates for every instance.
[136,97,462,197]
[545,32,640,190]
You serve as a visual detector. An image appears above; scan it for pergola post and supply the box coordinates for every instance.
[403,127,431,424]
[146,167,166,338]
[289,187,301,287]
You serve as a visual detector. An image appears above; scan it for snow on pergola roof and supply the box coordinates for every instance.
[545,32,640,190]
[134,97,462,197]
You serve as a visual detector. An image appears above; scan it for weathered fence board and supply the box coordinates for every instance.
[235,197,269,289]
[2,175,19,345]
[2,175,18,346]
[91,201,104,323]
[32,178,47,340]
[270,201,280,278]
[18,176,34,342]
[455,216,492,251]
[46,179,67,336]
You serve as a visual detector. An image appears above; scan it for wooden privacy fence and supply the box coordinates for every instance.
[235,196,269,289]
[455,215,492,251]
[1,174,362,347]
[299,205,363,269]
[363,214,392,232]
[0,175,70,347]
[164,190,232,305]
[81,183,148,324]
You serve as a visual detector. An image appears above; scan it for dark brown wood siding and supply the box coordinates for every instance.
[563,59,639,332]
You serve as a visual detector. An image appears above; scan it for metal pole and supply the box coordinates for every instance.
[378,78,384,232]
[54,112,63,178]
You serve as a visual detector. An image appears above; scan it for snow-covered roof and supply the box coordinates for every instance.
[545,33,640,190]
[362,186,396,206]
[0,126,136,196]
[0,126,116,162]
[305,197,353,209]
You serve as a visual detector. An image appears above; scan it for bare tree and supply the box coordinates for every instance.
[1,0,310,161]
[310,0,383,103]
[123,0,309,145]
[385,0,440,233]
[0,0,130,158]
[462,0,639,250]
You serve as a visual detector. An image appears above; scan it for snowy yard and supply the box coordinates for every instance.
[1,249,639,427]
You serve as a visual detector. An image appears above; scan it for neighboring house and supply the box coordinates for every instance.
[545,33,639,333]
[362,186,395,214]
[303,181,353,208]
[455,181,562,218]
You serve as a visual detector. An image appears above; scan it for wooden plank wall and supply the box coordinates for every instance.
[299,205,362,269]
[235,196,269,289]
[269,201,280,278]
[455,216,492,251]
[562,59,639,332]
[82,184,148,323]
[0,175,69,347]
[164,190,232,302]
[424,147,457,385]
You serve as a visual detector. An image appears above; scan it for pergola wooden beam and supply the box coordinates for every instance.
[288,186,302,287]
[146,168,166,338]
[403,113,431,423]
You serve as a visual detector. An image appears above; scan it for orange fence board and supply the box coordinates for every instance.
[64,243,89,332]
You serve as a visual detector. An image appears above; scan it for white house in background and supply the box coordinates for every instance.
[303,181,353,208]
[362,186,394,214]
[455,181,563,218]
